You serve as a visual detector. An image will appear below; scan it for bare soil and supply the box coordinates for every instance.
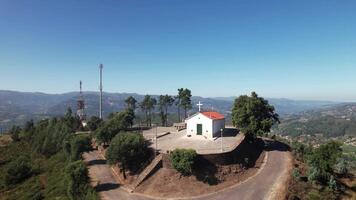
[135,151,266,198]
[0,135,12,147]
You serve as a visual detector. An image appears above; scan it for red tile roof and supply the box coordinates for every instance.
[201,112,225,120]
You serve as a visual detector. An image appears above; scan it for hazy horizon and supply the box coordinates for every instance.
[1,89,353,103]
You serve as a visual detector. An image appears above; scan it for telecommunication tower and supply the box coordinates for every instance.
[77,80,86,123]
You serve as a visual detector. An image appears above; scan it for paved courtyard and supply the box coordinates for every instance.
[144,126,244,155]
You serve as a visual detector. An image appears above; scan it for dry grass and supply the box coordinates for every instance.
[0,135,12,147]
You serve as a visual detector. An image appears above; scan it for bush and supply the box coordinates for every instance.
[292,168,301,181]
[4,156,32,186]
[70,135,92,161]
[66,161,90,200]
[170,149,197,175]
[307,141,342,183]
[334,158,348,175]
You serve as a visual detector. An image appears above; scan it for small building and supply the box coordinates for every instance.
[185,111,225,140]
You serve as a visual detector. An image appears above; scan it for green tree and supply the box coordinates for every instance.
[66,161,91,200]
[176,88,184,122]
[64,107,81,132]
[140,95,156,127]
[158,94,175,126]
[125,96,137,110]
[170,149,197,175]
[70,135,92,161]
[9,125,22,142]
[106,133,149,178]
[181,89,192,119]
[307,141,342,183]
[86,116,103,131]
[95,110,135,145]
[4,156,33,186]
[231,92,279,139]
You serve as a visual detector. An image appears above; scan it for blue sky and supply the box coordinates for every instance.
[1,0,356,101]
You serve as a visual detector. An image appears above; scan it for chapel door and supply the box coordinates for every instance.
[197,124,202,135]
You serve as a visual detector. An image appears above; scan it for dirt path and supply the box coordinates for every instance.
[84,141,292,200]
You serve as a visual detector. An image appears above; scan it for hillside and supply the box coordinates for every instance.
[0,90,342,131]
[274,103,356,139]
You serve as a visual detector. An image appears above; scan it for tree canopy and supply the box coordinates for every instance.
[95,109,135,144]
[140,95,156,127]
[232,92,279,139]
[176,88,192,120]
[86,116,103,132]
[106,133,149,177]
[307,141,342,183]
[125,96,137,110]
[158,94,175,126]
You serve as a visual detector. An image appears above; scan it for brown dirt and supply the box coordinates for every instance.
[135,151,266,198]
[0,135,12,147]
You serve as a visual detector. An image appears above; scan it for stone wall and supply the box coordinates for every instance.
[161,137,265,168]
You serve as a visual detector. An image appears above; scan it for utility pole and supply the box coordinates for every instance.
[99,64,103,119]
[221,128,223,152]
[155,124,158,157]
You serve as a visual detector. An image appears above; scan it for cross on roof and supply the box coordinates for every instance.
[197,101,203,112]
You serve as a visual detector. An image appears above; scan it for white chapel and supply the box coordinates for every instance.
[185,102,225,140]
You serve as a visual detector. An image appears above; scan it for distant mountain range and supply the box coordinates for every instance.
[0,90,346,131]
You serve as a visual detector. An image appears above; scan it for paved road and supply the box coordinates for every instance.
[84,141,292,200]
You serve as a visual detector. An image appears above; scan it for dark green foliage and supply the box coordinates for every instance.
[291,142,313,162]
[125,96,137,110]
[66,160,92,200]
[0,108,98,199]
[4,156,32,186]
[170,149,197,175]
[158,95,175,126]
[232,92,279,139]
[307,141,342,183]
[106,133,149,176]
[176,88,192,120]
[86,116,103,132]
[95,109,135,144]
[9,125,22,142]
[70,135,92,161]
[140,95,157,127]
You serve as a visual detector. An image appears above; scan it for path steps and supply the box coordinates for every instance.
[128,154,163,192]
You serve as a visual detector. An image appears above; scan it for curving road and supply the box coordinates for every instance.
[83,141,292,200]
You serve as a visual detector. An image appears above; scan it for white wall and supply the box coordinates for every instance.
[186,113,221,139]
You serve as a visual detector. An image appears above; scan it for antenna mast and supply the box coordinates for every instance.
[77,80,86,124]
[99,64,103,119]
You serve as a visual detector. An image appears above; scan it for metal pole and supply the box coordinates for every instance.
[155,125,158,156]
[221,128,223,152]
[99,64,103,119]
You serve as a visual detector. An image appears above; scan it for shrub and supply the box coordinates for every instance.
[4,156,32,186]
[334,158,348,175]
[66,161,90,200]
[170,149,197,175]
[70,135,92,161]
[292,168,301,181]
